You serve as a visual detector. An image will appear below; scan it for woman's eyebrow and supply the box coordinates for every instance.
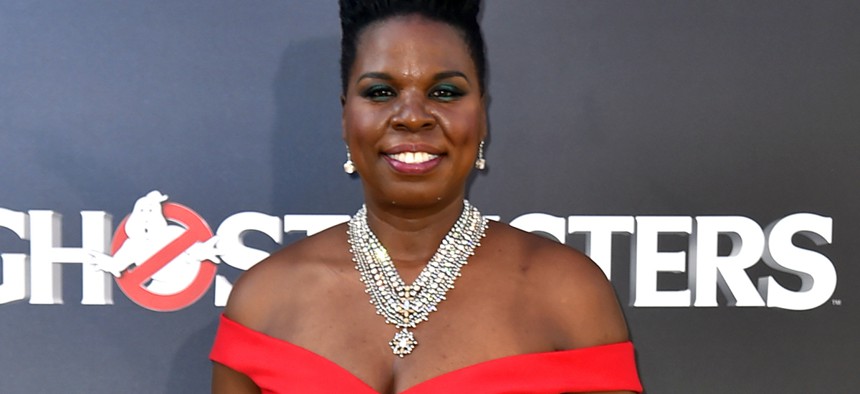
[356,72,393,82]
[433,70,469,82]
[356,71,469,84]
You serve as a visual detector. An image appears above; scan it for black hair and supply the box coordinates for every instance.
[339,0,486,95]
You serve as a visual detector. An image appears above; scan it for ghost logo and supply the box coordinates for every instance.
[90,191,220,311]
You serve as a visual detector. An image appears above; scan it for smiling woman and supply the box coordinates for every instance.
[210,1,642,393]
[343,13,486,210]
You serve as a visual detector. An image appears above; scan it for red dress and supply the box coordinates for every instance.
[211,315,643,393]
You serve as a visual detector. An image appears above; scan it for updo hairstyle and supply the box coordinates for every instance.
[338,0,486,95]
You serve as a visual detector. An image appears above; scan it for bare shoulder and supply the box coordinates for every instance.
[222,223,351,331]
[488,222,629,349]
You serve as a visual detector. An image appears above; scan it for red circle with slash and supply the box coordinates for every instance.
[111,202,217,312]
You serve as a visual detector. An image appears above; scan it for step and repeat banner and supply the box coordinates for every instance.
[1,1,857,393]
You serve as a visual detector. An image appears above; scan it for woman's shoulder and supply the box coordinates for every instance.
[487,221,630,349]
[485,221,601,281]
[222,223,351,331]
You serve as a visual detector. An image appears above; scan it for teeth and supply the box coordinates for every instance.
[389,152,438,164]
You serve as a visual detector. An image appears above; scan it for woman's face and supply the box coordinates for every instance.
[342,15,486,209]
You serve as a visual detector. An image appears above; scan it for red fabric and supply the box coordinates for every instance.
[211,314,643,393]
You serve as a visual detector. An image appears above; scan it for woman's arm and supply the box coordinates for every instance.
[212,362,260,394]
[537,246,631,350]
[530,238,641,394]
[210,251,285,394]
[580,391,635,394]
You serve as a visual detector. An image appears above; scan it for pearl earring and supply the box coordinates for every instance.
[475,140,486,170]
[343,147,356,174]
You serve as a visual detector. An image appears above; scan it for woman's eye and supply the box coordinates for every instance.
[362,85,396,101]
[429,84,465,101]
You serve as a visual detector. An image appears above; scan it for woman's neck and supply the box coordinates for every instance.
[362,197,465,270]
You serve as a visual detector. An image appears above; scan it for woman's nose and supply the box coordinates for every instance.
[391,92,436,132]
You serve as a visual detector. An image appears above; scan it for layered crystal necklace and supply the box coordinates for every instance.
[347,200,488,357]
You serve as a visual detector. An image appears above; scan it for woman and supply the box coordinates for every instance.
[211,1,642,393]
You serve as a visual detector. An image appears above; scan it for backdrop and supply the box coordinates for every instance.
[1,1,858,393]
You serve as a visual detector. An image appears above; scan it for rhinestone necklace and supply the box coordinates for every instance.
[347,200,488,357]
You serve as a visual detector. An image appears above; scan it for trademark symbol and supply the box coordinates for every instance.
[832,299,842,306]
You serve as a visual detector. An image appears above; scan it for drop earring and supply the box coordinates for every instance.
[475,140,486,170]
[343,147,356,174]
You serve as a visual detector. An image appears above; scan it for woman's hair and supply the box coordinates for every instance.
[339,0,486,95]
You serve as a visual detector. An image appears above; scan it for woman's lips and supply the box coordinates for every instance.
[383,151,443,174]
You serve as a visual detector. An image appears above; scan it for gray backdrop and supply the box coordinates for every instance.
[1,1,858,393]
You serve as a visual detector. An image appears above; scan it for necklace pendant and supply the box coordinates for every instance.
[389,328,418,357]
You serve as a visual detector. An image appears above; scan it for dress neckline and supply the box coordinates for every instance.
[217,314,635,394]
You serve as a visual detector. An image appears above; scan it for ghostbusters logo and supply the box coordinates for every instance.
[89,191,220,311]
